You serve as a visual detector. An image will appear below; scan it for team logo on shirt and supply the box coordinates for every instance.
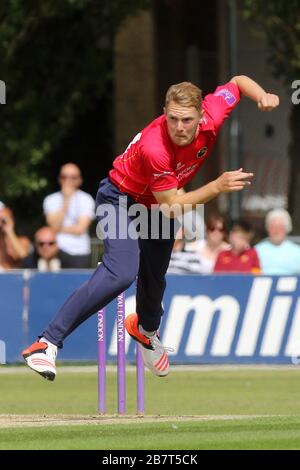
[196,146,208,159]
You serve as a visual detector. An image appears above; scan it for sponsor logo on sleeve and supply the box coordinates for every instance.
[214,88,236,105]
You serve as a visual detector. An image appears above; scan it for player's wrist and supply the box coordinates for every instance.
[210,179,221,196]
[257,92,267,104]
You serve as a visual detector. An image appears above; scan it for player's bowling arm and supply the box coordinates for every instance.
[230,75,279,111]
[153,169,253,218]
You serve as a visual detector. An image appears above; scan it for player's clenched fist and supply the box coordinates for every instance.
[257,93,280,111]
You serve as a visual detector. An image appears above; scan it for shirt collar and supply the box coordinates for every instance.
[199,114,215,133]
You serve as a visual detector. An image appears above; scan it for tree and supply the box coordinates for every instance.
[0,0,150,223]
[240,0,300,231]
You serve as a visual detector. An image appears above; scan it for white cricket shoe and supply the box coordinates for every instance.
[139,336,171,377]
[125,313,172,377]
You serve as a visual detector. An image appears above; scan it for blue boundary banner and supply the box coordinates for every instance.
[1,272,300,364]
[157,275,300,364]
[27,272,96,361]
[0,273,24,362]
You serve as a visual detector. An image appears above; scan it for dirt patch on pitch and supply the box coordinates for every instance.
[0,414,276,429]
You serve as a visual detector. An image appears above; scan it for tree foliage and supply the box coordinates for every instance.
[240,0,300,82]
[240,0,300,229]
[0,0,150,202]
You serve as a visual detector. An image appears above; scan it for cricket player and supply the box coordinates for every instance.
[22,76,279,380]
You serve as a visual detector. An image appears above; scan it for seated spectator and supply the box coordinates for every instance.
[255,209,300,274]
[214,220,260,273]
[22,227,66,272]
[176,188,205,241]
[0,206,31,270]
[43,163,95,268]
[184,214,230,273]
[167,228,206,274]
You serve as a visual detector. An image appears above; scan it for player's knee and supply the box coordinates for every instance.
[102,257,138,292]
[117,269,137,291]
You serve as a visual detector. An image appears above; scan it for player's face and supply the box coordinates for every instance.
[165,101,202,146]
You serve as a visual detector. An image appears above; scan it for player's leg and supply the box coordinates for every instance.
[126,211,178,376]
[136,237,175,331]
[23,178,139,380]
[43,235,139,345]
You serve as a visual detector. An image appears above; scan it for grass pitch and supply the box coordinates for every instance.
[1,365,300,449]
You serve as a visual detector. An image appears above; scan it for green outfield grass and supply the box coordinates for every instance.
[1,366,300,449]
[2,417,300,450]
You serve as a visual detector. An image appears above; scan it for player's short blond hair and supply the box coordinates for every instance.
[165,82,202,110]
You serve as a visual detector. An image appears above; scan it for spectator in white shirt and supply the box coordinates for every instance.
[43,163,95,268]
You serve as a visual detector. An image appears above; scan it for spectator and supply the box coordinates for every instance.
[214,220,260,273]
[176,189,205,241]
[22,227,66,272]
[167,227,206,274]
[255,209,300,274]
[184,214,230,273]
[43,163,95,268]
[0,207,31,270]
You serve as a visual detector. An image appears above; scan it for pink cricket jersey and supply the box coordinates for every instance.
[109,82,240,207]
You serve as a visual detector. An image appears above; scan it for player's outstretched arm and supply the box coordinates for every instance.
[153,168,253,217]
[230,75,279,111]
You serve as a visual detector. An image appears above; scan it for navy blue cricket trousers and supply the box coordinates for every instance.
[43,178,176,348]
